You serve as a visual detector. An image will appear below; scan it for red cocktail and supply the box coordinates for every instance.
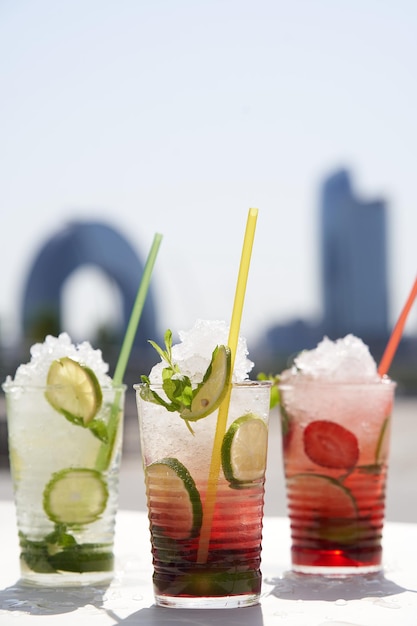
[137,382,270,607]
[279,336,396,575]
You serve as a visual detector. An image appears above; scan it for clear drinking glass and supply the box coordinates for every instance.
[278,378,396,575]
[3,382,125,586]
[135,380,271,608]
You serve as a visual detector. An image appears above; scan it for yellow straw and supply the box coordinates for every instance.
[197,208,259,564]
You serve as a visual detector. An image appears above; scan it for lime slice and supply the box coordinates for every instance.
[287,473,358,519]
[180,345,231,422]
[45,357,102,425]
[145,457,202,540]
[287,473,360,545]
[43,468,108,525]
[221,413,268,487]
[375,416,390,464]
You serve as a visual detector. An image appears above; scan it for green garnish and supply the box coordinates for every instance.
[140,329,231,432]
[19,527,113,573]
[45,357,108,442]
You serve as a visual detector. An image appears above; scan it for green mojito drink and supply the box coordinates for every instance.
[2,333,125,586]
[135,320,271,608]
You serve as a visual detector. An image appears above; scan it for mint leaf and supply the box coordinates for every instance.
[141,331,224,431]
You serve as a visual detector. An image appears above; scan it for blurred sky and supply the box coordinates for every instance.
[1,0,416,348]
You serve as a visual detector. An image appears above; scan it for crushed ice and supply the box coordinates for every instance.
[281,335,380,383]
[148,319,254,384]
[3,332,113,388]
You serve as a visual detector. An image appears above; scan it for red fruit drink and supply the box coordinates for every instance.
[135,320,271,608]
[278,335,396,575]
[137,382,271,607]
[147,475,265,602]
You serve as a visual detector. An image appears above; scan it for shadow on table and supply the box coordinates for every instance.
[111,604,264,625]
[265,570,416,602]
[0,579,110,616]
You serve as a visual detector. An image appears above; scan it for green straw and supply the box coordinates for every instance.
[113,232,163,385]
[95,232,163,471]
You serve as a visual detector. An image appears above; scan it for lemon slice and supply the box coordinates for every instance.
[221,413,268,487]
[45,357,102,425]
[43,468,108,525]
[145,457,202,540]
[180,345,231,422]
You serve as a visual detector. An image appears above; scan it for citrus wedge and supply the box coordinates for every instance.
[43,467,108,526]
[180,345,231,422]
[221,413,268,487]
[145,457,202,540]
[45,357,102,425]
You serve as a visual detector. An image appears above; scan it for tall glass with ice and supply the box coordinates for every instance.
[135,321,271,608]
[2,334,125,586]
[278,335,396,575]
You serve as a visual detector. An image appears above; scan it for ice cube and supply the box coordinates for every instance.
[284,334,379,383]
[3,333,113,389]
[149,319,254,385]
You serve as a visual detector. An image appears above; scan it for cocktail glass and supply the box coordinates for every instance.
[278,378,396,575]
[3,380,125,586]
[135,380,271,608]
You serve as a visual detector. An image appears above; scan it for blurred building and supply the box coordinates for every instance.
[8,220,160,384]
[254,168,400,376]
[321,169,388,338]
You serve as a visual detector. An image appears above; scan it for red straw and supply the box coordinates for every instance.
[378,275,417,376]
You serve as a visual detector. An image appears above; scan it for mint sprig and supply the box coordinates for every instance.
[140,329,221,433]
[141,329,193,408]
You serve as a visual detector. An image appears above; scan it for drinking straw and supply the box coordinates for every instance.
[95,232,163,471]
[113,232,163,385]
[378,275,417,377]
[197,208,258,564]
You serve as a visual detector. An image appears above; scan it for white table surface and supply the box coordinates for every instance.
[1,500,417,625]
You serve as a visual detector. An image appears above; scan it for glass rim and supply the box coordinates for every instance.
[133,379,272,391]
[278,377,396,390]
[2,382,127,392]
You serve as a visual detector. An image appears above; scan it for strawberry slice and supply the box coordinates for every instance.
[303,420,359,470]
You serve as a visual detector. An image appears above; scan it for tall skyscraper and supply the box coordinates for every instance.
[321,169,389,338]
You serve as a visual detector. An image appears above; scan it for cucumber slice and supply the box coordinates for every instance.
[43,468,108,525]
[221,413,268,487]
[45,357,102,425]
[145,457,202,540]
[180,345,231,421]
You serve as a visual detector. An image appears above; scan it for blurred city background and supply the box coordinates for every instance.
[1,2,416,519]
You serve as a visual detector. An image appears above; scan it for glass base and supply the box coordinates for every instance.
[292,563,382,577]
[154,593,260,609]
[19,569,114,587]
